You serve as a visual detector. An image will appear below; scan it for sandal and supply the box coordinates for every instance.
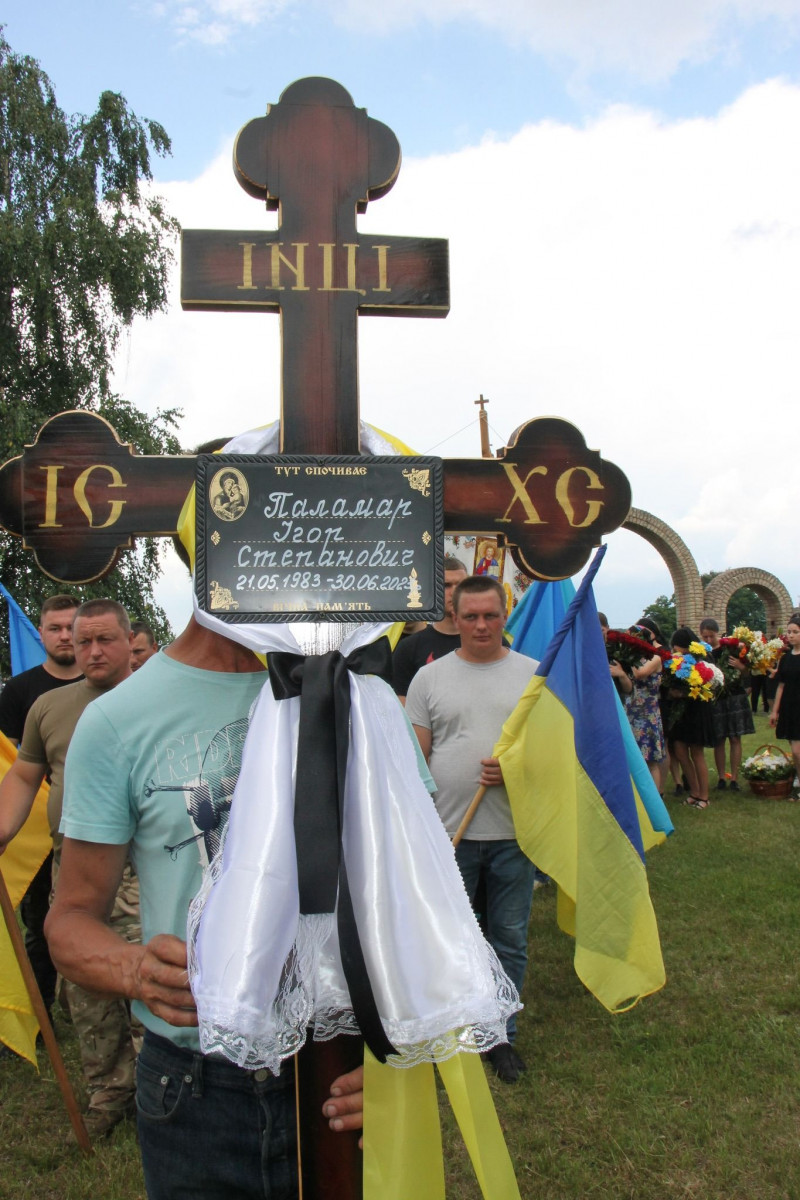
[684,796,709,809]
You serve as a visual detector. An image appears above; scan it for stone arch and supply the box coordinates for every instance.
[621,508,704,630]
[702,569,795,635]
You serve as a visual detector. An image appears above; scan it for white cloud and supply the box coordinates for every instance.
[117,81,800,629]
[155,0,291,43]
[334,0,730,79]
[150,0,800,78]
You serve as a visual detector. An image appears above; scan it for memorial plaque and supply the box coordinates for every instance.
[195,455,444,622]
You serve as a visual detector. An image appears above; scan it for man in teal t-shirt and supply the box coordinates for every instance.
[47,616,364,1198]
[59,646,261,1049]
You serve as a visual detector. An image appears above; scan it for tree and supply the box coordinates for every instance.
[642,594,677,641]
[641,576,768,647]
[700,573,767,633]
[725,588,767,632]
[0,30,182,673]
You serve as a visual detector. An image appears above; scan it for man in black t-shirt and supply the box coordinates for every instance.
[0,594,81,1016]
[393,556,468,701]
[0,596,82,739]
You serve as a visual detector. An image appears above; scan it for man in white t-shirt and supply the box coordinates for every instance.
[406,575,537,1084]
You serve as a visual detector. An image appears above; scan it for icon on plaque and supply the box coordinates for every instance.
[210,468,249,523]
[474,537,504,580]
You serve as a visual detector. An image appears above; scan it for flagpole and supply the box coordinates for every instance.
[0,867,92,1153]
[451,786,486,848]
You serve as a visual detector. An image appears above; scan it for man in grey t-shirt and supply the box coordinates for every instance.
[406,575,537,1084]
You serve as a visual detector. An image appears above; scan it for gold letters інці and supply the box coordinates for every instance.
[237,242,392,294]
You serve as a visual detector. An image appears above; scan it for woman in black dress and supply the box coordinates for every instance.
[663,627,716,808]
[769,614,800,789]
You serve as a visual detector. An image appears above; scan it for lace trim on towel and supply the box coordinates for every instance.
[190,864,519,1073]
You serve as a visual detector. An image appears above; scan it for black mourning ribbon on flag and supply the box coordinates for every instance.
[266,636,397,1064]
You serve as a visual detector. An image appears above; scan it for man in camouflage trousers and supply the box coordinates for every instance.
[0,600,140,1138]
[52,856,142,1132]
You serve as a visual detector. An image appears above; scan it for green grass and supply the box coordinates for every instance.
[2,714,799,1199]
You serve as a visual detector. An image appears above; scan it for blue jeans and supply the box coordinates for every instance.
[454,839,535,1043]
[136,1031,297,1199]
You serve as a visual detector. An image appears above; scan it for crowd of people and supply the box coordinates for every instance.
[2,564,534,1194]
[601,610,800,809]
[1,576,798,1198]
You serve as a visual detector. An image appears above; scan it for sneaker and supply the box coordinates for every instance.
[487,1043,526,1084]
[728,780,740,792]
[674,784,684,797]
[716,779,727,790]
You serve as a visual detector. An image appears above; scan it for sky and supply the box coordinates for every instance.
[4,1,800,632]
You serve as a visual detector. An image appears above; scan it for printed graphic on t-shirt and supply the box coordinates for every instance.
[145,718,250,866]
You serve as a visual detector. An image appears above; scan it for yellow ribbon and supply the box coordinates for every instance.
[177,487,197,572]
[363,1049,521,1200]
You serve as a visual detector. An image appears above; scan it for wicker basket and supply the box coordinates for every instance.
[748,777,794,799]
[744,743,795,799]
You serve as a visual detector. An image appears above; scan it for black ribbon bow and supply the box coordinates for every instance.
[266,635,397,1063]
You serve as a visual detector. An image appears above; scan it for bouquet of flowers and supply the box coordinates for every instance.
[764,636,788,669]
[715,636,749,691]
[718,635,748,661]
[662,641,725,702]
[605,628,670,673]
[730,625,787,673]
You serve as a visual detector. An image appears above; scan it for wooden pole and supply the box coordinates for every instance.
[0,866,92,1154]
[474,395,492,458]
[451,785,487,848]
[295,1034,363,1198]
[294,1055,304,1200]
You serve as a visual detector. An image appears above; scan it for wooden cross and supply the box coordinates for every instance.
[475,394,492,458]
[0,76,630,586]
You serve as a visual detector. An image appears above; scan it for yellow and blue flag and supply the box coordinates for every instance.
[505,572,672,845]
[496,546,666,1012]
[0,582,45,676]
[0,732,50,1064]
[505,577,575,662]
